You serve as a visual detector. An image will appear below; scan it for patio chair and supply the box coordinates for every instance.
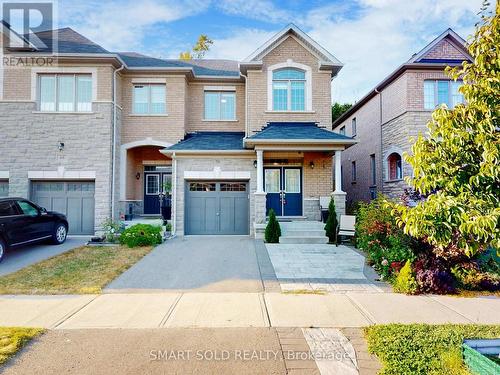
[337,215,356,243]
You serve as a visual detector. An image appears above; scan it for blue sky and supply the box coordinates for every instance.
[57,0,485,103]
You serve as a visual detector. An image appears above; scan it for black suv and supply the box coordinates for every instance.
[0,198,68,262]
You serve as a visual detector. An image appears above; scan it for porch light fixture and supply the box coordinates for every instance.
[309,161,315,169]
[253,160,257,168]
[135,172,141,180]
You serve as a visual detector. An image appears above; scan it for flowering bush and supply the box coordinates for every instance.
[119,224,162,248]
[102,218,125,243]
[356,196,416,280]
[413,256,455,294]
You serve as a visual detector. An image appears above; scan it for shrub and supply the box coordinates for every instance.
[265,209,281,243]
[393,260,418,294]
[324,198,338,244]
[414,256,455,294]
[119,224,162,248]
[451,263,500,292]
[355,196,416,280]
[102,218,125,243]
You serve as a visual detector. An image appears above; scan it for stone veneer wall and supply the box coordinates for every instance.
[173,157,256,236]
[0,101,114,233]
[381,111,432,199]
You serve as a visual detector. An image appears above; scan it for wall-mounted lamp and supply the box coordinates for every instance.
[135,172,141,180]
[253,160,257,168]
[58,142,65,151]
[309,161,315,169]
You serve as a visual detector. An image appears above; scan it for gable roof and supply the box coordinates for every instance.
[165,132,246,151]
[241,23,343,76]
[407,28,471,64]
[333,28,471,128]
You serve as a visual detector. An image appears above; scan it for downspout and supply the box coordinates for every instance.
[172,152,177,236]
[111,64,125,220]
[240,72,248,137]
[375,88,383,188]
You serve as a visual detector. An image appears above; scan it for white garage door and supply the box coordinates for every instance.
[31,181,95,235]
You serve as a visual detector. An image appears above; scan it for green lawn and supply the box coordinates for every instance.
[0,327,44,365]
[365,324,500,375]
[0,245,152,294]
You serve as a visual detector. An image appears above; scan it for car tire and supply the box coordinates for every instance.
[52,223,67,245]
[0,238,5,263]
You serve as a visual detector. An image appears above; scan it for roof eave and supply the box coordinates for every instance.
[243,138,357,145]
[161,149,252,155]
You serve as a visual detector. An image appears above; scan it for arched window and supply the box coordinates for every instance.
[387,153,402,180]
[272,68,305,111]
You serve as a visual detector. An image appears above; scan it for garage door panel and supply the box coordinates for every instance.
[185,182,249,235]
[31,181,95,235]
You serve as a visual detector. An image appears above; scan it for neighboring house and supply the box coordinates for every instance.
[332,29,471,204]
[0,23,355,237]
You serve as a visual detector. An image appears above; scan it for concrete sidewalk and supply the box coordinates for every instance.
[0,292,498,329]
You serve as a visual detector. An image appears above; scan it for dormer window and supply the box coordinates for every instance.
[272,68,306,111]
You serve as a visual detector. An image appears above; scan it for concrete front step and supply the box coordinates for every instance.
[279,236,329,244]
[281,229,326,237]
[280,221,325,230]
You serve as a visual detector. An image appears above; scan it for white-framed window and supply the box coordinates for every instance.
[39,74,92,112]
[387,153,402,180]
[351,117,357,137]
[424,80,464,109]
[133,84,166,114]
[204,91,236,120]
[339,126,346,136]
[370,154,376,186]
[272,68,306,111]
[351,161,357,183]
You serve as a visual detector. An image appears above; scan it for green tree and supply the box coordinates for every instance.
[394,3,500,258]
[324,198,338,244]
[265,209,281,243]
[179,34,213,60]
[332,102,352,123]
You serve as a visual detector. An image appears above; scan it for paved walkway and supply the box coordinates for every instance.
[0,292,498,329]
[0,237,88,276]
[265,244,386,293]
[106,236,264,293]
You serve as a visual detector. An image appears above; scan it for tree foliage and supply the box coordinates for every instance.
[395,4,500,258]
[332,102,352,123]
[179,34,213,60]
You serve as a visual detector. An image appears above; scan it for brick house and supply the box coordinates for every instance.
[0,23,355,237]
[332,29,472,205]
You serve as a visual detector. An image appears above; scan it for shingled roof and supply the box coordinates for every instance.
[247,122,354,141]
[29,28,110,54]
[165,132,246,151]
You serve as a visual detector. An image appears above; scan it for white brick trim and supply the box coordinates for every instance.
[203,86,236,91]
[28,169,96,180]
[131,78,167,84]
[184,170,251,180]
[0,171,9,179]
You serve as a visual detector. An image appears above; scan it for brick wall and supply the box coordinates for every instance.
[421,39,469,60]
[119,74,187,145]
[406,70,450,111]
[247,36,332,134]
[333,94,382,203]
[185,82,245,132]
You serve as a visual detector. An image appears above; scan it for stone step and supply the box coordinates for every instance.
[279,236,329,244]
[280,221,324,228]
[280,229,326,237]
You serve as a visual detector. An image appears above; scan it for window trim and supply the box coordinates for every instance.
[423,79,464,110]
[203,90,237,121]
[37,73,93,113]
[339,126,346,136]
[351,117,357,137]
[267,61,312,112]
[386,152,403,182]
[132,83,167,115]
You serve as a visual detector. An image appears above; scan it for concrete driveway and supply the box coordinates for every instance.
[106,236,266,293]
[0,237,88,276]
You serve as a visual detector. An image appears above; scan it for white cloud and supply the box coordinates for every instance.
[60,0,208,52]
[206,28,276,60]
[216,0,295,24]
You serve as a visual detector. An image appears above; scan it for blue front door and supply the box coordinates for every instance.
[264,167,302,216]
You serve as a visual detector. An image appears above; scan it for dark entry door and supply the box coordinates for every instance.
[264,167,302,216]
[144,172,172,215]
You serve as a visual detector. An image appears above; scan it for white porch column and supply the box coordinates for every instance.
[334,150,343,193]
[256,149,264,192]
[332,150,346,217]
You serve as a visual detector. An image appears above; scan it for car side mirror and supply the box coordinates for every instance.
[40,207,47,215]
